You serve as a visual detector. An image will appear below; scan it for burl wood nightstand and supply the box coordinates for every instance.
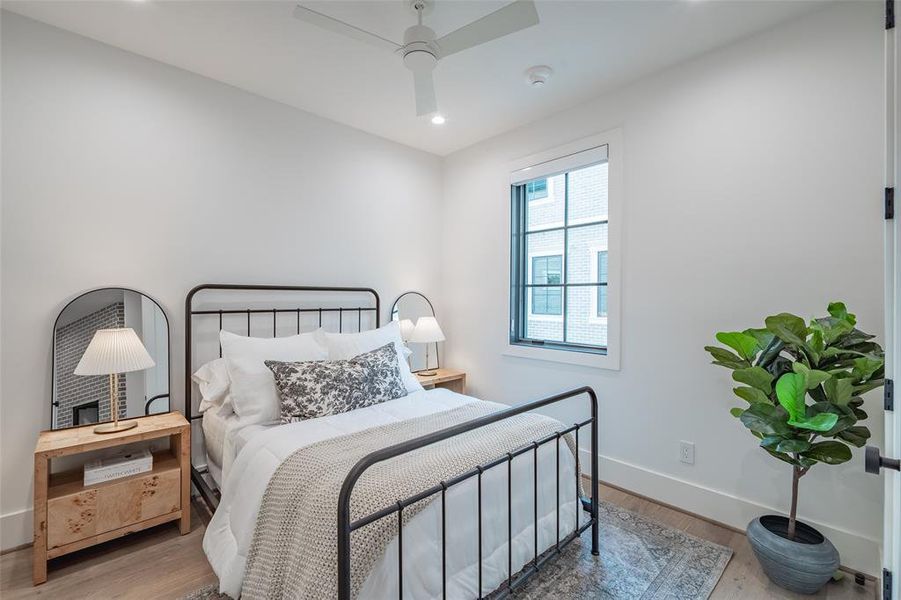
[415,368,467,394]
[32,412,190,585]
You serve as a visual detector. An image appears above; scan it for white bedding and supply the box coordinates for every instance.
[204,388,585,599]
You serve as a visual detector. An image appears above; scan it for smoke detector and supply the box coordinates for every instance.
[525,65,553,87]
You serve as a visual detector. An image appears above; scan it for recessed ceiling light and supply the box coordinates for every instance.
[431,114,446,125]
[524,65,553,88]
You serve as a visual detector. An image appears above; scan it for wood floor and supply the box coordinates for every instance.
[0,486,878,599]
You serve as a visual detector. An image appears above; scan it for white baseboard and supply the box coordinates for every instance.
[1,507,32,552]
[2,452,881,575]
[583,449,880,576]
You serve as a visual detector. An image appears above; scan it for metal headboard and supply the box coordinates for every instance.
[184,283,380,509]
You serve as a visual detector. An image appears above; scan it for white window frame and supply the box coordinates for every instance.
[505,129,622,371]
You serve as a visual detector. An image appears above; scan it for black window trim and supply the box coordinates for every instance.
[509,163,609,356]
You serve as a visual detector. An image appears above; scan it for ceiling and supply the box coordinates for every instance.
[3,0,825,156]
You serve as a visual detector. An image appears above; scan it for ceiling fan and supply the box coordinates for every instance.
[292,0,540,118]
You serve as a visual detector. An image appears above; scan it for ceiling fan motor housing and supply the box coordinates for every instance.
[403,24,438,72]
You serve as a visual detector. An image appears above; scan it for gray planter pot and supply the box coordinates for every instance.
[746,516,840,595]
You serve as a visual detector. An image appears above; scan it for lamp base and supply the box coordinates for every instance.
[419,369,438,377]
[94,421,138,434]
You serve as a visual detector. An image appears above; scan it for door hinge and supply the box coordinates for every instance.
[885,569,893,600]
[887,188,895,219]
[889,0,896,29]
[887,379,895,411]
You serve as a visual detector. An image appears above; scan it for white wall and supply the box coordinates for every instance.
[439,2,885,574]
[0,12,443,549]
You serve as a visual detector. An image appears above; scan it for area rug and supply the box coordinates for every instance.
[183,500,732,600]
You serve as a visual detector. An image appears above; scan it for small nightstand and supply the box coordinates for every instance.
[416,368,466,394]
[32,412,190,585]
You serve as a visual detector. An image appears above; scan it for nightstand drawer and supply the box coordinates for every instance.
[47,452,180,549]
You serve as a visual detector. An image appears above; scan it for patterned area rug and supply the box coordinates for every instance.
[183,500,732,600]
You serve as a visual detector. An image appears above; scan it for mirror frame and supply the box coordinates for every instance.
[390,290,440,373]
[50,287,171,429]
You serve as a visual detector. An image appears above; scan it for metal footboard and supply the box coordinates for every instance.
[337,386,599,600]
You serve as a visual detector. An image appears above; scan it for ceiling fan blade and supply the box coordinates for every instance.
[436,0,539,58]
[292,4,401,52]
[413,70,437,117]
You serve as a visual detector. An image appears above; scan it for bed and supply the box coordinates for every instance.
[186,284,598,600]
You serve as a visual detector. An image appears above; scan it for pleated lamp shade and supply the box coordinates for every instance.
[398,319,416,342]
[74,328,155,376]
[410,316,446,343]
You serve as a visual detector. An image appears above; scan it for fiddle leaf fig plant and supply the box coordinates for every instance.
[706,302,884,540]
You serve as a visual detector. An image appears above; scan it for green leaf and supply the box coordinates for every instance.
[776,439,811,453]
[800,441,852,465]
[806,370,831,389]
[764,447,811,468]
[733,386,770,405]
[789,412,839,432]
[739,403,790,436]
[828,302,856,326]
[705,346,749,370]
[792,363,831,390]
[759,435,782,449]
[852,356,883,382]
[809,328,825,356]
[755,337,785,369]
[765,313,809,346]
[733,367,774,395]
[743,328,775,350]
[807,402,856,436]
[824,377,853,406]
[775,373,807,422]
[837,426,871,447]
[716,331,759,361]
[730,407,745,419]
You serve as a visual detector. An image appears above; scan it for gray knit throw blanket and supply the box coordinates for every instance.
[241,402,578,599]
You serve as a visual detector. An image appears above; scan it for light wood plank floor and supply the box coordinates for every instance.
[0,487,878,599]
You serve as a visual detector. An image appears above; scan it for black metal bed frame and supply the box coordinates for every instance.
[185,283,381,510]
[338,385,598,599]
[184,284,598,600]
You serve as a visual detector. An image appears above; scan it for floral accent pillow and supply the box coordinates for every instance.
[265,343,407,423]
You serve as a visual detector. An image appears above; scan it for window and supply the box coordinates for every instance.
[597,251,608,317]
[526,179,548,201]
[510,143,610,355]
[531,255,562,315]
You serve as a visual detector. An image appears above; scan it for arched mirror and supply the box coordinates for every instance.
[51,288,170,430]
[391,291,443,374]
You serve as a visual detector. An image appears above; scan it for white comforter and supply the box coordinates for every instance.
[204,388,585,599]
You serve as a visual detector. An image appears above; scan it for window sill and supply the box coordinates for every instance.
[503,342,620,370]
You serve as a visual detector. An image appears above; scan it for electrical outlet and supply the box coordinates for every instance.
[679,441,695,465]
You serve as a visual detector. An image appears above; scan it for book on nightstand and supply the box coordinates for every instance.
[83,448,153,486]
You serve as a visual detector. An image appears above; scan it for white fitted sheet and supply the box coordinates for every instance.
[203,388,586,598]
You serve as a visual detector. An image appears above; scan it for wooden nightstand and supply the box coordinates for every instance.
[32,412,190,585]
[416,368,466,394]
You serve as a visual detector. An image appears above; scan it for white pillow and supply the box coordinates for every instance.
[192,358,232,414]
[319,321,423,395]
[219,330,328,426]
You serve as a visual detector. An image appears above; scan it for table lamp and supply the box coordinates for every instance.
[398,319,416,342]
[74,328,155,434]
[410,316,445,377]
